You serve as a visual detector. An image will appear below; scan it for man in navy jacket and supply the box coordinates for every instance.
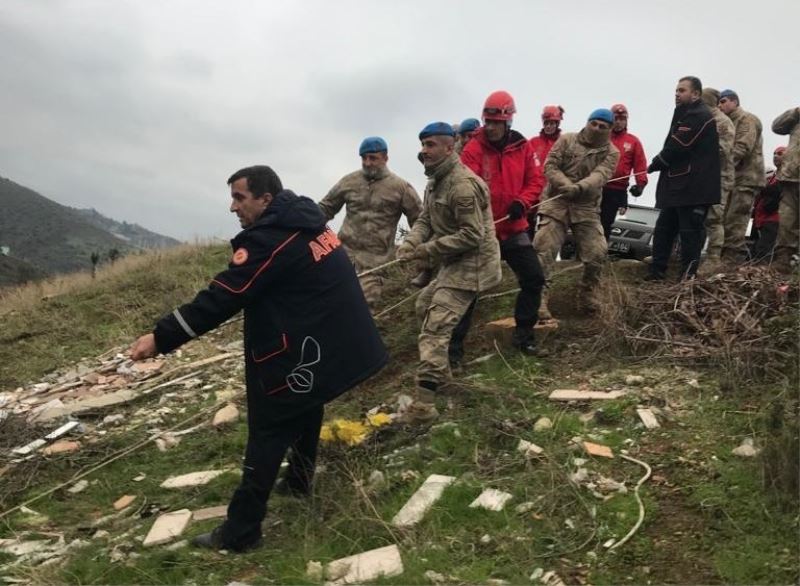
[647,76,721,280]
[130,165,387,552]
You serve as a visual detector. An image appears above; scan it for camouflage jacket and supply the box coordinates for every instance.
[405,153,501,292]
[711,107,736,193]
[319,168,422,268]
[539,129,620,224]
[772,107,800,183]
[728,107,766,188]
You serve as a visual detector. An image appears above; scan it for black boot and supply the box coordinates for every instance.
[512,327,539,356]
[192,525,263,553]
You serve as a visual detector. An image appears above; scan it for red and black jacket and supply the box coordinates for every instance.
[153,190,387,425]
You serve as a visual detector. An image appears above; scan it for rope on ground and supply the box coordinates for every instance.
[608,453,652,551]
[0,390,244,521]
[374,290,421,320]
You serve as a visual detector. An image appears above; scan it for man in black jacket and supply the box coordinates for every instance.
[646,76,721,280]
[129,165,388,552]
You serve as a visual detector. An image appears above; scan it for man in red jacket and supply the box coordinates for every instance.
[453,90,545,357]
[601,104,648,240]
[527,105,564,237]
[752,146,786,262]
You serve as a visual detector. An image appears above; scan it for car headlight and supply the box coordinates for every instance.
[611,227,622,236]
[648,234,654,246]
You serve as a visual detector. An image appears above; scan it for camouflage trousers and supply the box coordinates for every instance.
[415,280,476,385]
[533,214,607,289]
[349,257,384,313]
[775,181,800,260]
[704,187,731,258]
[722,185,758,257]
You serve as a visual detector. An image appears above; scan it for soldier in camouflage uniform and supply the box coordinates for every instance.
[772,107,800,272]
[533,109,620,314]
[718,90,765,261]
[701,88,736,266]
[319,137,422,311]
[455,118,481,155]
[397,122,501,412]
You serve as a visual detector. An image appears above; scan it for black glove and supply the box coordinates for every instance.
[629,184,644,197]
[647,157,666,174]
[507,200,525,221]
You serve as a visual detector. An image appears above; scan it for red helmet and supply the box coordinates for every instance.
[775,145,787,155]
[541,105,564,122]
[611,103,629,117]
[483,91,516,121]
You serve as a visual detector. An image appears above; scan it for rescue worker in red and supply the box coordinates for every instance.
[602,104,648,240]
[527,105,565,237]
[752,146,786,262]
[452,90,546,357]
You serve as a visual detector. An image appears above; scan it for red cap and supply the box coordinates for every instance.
[541,105,564,122]
[775,145,787,155]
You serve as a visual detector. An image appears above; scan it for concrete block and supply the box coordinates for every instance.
[113,495,136,511]
[160,470,227,489]
[143,509,192,547]
[325,544,404,584]
[192,505,228,522]
[486,317,558,347]
[583,441,614,458]
[391,474,455,528]
[636,408,660,429]
[42,440,81,455]
[212,403,239,427]
[548,389,626,401]
[469,488,513,511]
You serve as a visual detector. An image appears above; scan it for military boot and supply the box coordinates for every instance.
[398,383,439,423]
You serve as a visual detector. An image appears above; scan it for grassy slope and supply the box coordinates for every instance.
[0,248,797,585]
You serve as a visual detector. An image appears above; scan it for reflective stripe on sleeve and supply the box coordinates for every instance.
[173,309,197,338]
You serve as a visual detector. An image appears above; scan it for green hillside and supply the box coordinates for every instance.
[0,247,797,585]
[0,175,175,276]
[0,253,45,288]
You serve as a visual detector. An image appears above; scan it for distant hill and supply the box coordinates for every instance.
[72,207,180,250]
[0,175,178,277]
[0,253,45,287]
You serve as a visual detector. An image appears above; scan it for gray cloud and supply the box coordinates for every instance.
[0,0,797,240]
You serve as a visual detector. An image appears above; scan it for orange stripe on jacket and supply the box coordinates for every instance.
[212,231,301,294]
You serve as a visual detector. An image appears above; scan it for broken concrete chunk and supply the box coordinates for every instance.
[306,560,323,581]
[192,505,228,522]
[391,474,455,528]
[625,375,645,386]
[155,433,181,452]
[42,440,81,456]
[517,439,544,459]
[143,509,192,547]
[325,544,404,584]
[367,470,386,491]
[113,495,136,511]
[133,473,146,482]
[583,441,614,459]
[12,439,47,455]
[44,420,81,440]
[131,360,164,374]
[160,470,228,489]
[549,389,626,401]
[103,414,125,426]
[469,488,513,511]
[533,417,553,432]
[515,501,536,514]
[636,408,660,429]
[732,437,760,458]
[67,479,90,494]
[212,403,239,427]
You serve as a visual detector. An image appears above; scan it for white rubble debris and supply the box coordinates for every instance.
[44,420,81,440]
[160,469,228,489]
[306,560,324,581]
[732,437,760,458]
[143,509,193,547]
[67,479,90,494]
[625,375,645,386]
[533,417,553,432]
[212,403,239,427]
[548,389,626,401]
[636,408,660,429]
[469,488,513,512]
[392,474,455,527]
[517,439,544,459]
[325,544,404,584]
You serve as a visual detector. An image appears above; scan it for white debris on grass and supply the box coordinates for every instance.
[469,488,513,512]
[732,437,760,458]
[160,469,228,489]
[533,417,553,432]
[325,544,404,584]
[517,439,544,459]
[391,474,455,527]
[142,509,192,547]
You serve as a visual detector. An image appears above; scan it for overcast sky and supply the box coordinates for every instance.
[1,0,797,241]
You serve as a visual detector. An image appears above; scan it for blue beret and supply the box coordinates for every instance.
[359,136,388,156]
[419,122,456,140]
[459,118,481,133]
[588,108,614,124]
[720,89,739,101]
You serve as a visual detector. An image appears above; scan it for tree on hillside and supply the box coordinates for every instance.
[108,248,120,264]
[90,251,100,278]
